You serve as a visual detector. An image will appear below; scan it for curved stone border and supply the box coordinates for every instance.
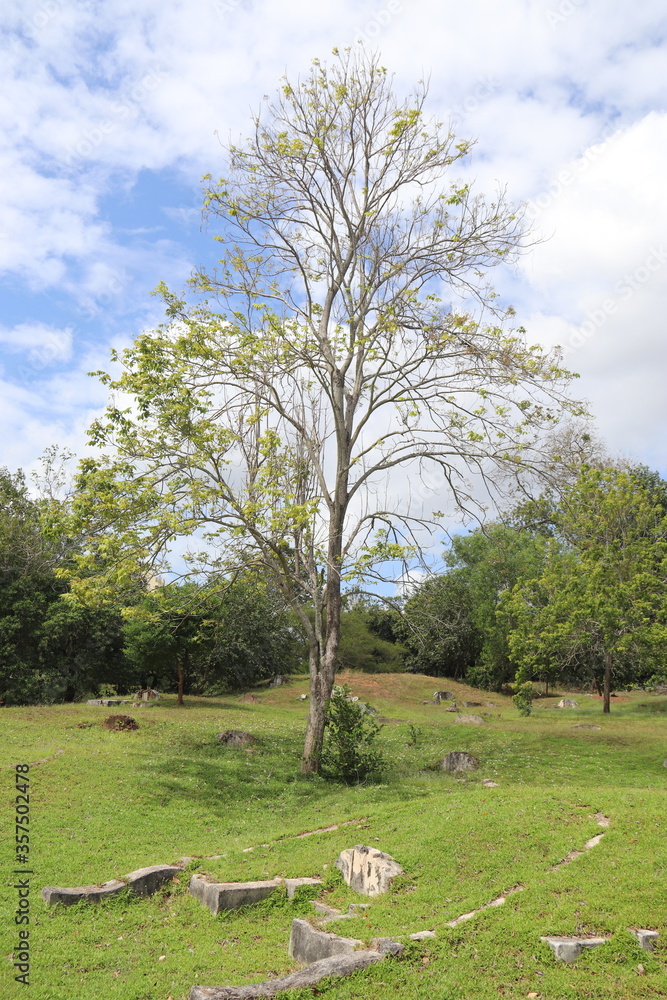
[445,885,524,928]
[550,834,603,870]
[289,918,363,963]
[41,864,183,906]
[189,949,386,1000]
[6,749,64,769]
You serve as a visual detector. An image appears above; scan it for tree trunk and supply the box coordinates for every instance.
[603,651,611,714]
[302,642,325,773]
[301,501,345,773]
[176,653,184,706]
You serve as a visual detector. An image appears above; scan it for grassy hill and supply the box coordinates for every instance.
[2,672,667,999]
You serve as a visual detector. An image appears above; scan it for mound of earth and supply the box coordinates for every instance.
[102,714,139,731]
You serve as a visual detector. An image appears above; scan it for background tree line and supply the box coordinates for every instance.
[3,452,666,708]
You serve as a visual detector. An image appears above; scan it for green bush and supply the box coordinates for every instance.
[512,680,534,716]
[320,684,385,783]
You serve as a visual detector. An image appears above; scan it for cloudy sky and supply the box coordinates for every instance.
[1,0,666,483]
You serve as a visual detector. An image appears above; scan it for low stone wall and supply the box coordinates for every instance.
[41,864,183,905]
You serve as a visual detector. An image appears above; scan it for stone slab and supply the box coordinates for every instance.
[125,864,182,896]
[370,937,404,955]
[541,936,608,963]
[41,880,126,906]
[190,875,282,914]
[311,901,342,917]
[410,930,436,940]
[557,698,579,708]
[289,918,363,964]
[454,714,485,726]
[189,950,384,999]
[335,844,404,896]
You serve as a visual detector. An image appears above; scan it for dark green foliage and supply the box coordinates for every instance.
[319,684,385,783]
[399,571,481,678]
[400,525,548,689]
[0,466,129,704]
[336,607,406,673]
[124,579,300,699]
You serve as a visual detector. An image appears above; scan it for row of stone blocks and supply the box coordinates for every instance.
[541,929,659,963]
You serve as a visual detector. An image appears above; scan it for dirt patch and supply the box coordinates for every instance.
[102,715,139,731]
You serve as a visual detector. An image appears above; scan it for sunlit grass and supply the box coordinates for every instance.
[2,673,666,998]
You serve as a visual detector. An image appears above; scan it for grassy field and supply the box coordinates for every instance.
[2,671,667,999]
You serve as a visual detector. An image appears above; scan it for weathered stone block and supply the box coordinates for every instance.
[190,875,283,914]
[440,751,479,773]
[410,930,436,940]
[541,935,608,963]
[630,928,659,951]
[125,864,182,896]
[216,730,257,747]
[454,714,485,726]
[557,698,579,708]
[288,917,363,963]
[335,844,404,896]
[311,900,342,917]
[370,936,404,955]
[41,880,126,906]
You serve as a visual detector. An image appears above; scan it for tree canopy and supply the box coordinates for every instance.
[73,49,579,769]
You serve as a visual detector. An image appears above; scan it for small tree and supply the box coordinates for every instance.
[75,49,579,770]
[320,685,385,783]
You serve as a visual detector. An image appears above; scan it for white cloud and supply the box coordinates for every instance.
[0,0,666,483]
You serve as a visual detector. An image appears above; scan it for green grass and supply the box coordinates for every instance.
[2,671,667,999]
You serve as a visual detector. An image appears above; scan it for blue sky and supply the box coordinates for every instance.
[1,0,666,488]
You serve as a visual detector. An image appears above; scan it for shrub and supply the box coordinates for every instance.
[512,680,534,716]
[320,684,385,783]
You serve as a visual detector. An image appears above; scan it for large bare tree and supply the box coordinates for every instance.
[76,49,579,771]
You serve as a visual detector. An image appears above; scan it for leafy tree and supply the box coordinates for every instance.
[191,579,301,693]
[399,571,481,678]
[0,466,128,704]
[399,524,549,688]
[502,468,667,711]
[123,585,220,705]
[73,50,579,770]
